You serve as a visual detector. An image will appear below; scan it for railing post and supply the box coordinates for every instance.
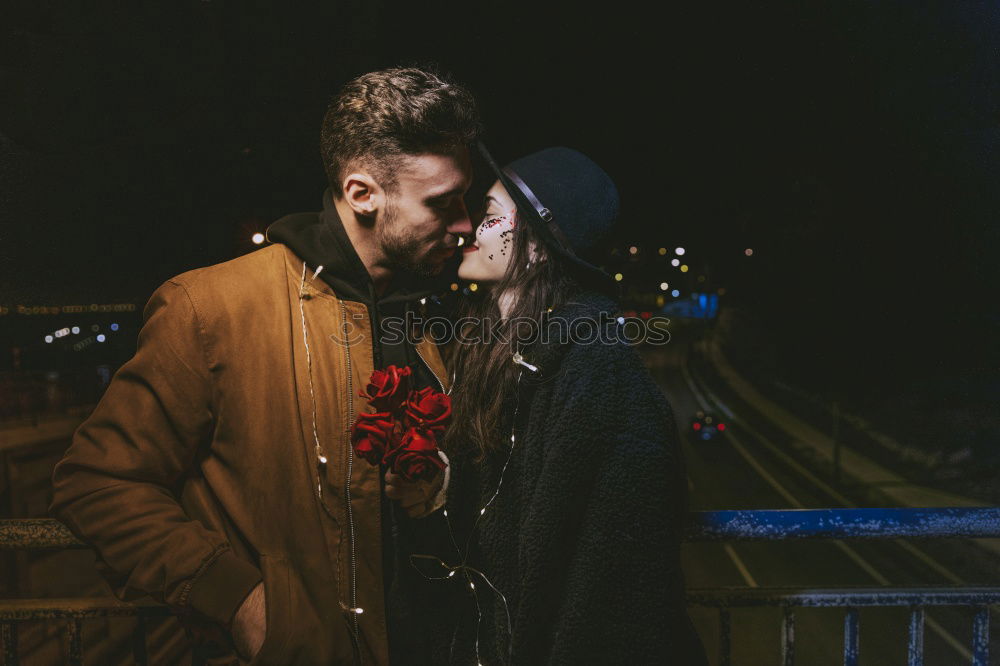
[719,608,731,666]
[782,607,795,666]
[67,617,82,666]
[972,606,989,666]
[907,607,924,666]
[843,607,859,666]
[2,622,18,666]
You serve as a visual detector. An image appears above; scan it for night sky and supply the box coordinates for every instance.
[2,2,998,390]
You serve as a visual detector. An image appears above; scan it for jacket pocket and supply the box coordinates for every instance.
[249,554,292,665]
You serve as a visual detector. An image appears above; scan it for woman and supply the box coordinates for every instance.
[436,145,708,665]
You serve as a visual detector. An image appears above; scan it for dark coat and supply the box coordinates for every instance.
[437,291,708,665]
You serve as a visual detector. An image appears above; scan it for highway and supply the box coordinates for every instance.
[641,326,1000,665]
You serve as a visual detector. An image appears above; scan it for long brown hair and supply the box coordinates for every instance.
[444,209,579,459]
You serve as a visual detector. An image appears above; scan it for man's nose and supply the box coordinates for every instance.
[446,200,473,236]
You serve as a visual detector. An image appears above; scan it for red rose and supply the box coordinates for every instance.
[386,427,445,482]
[404,387,452,433]
[360,365,412,413]
[351,411,398,466]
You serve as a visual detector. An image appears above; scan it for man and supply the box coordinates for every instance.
[50,67,480,664]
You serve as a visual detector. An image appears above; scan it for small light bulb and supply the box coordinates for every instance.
[469,283,478,292]
[448,571,456,578]
[443,509,448,517]
[470,582,476,590]
[318,455,328,464]
[354,607,364,615]
[480,508,486,515]
[616,316,625,325]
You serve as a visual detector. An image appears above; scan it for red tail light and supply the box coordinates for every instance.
[717,423,726,431]
[693,422,701,431]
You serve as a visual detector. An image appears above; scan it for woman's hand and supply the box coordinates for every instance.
[385,468,445,518]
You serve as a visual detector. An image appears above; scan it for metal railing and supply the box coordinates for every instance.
[1,508,999,665]
[683,507,1000,666]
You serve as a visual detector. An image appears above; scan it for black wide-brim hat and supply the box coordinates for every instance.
[477,142,620,290]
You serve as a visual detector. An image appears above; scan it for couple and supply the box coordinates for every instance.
[50,67,707,665]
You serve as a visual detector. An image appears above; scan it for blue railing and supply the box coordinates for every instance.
[684,507,1000,666]
[1,508,999,665]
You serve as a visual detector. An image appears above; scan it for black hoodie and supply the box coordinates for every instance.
[267,191,454,664]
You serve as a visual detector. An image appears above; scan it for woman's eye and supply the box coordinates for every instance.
[480,215,507,230]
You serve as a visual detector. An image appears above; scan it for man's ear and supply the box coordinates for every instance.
[341,171,382,217]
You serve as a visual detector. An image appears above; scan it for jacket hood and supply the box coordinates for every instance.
[265,189,452,306]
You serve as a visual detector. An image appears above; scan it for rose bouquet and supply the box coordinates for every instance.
[351,365,451,482]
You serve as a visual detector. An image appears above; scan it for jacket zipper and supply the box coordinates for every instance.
[339,300,362,660]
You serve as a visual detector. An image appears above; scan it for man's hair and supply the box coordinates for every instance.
[320,67,481,197]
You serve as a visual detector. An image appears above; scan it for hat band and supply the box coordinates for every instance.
[502,168,553,222]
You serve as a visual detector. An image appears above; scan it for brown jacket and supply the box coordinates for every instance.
[50,243,451,665]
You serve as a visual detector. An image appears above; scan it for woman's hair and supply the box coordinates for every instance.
[444,208,579,459]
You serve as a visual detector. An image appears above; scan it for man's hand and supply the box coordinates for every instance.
[231,582,266,661]
[385,469,445,518]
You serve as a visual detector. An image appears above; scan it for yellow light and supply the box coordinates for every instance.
[656,295,665,307]
[614,273,624,282]
[658,247,667,256]
[680,265,689,273]
[251,233,265,245]
[628,246,638,255]
[450,283,459,291]
[469,283,478,292]
[659,282,669,291]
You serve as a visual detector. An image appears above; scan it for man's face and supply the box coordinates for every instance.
[376,148,473,277]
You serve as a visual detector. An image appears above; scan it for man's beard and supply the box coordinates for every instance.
[376,200,442,278]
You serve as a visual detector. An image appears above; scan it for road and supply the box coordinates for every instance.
[640,325,1000,665]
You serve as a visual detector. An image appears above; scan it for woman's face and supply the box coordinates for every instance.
[457,180,518,283]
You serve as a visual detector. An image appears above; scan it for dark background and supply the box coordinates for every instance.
[2,1,998,419]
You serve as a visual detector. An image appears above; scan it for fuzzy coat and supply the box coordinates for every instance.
[431,291,708,665]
